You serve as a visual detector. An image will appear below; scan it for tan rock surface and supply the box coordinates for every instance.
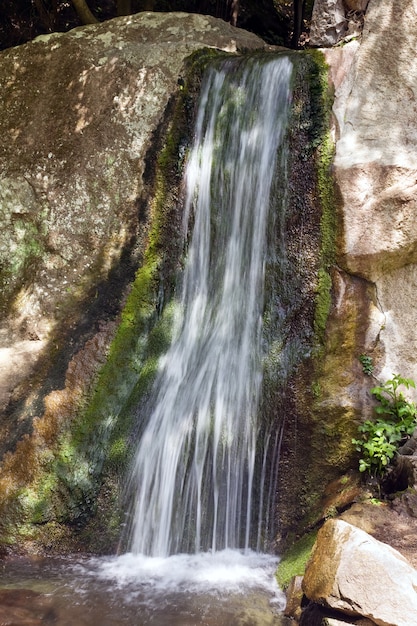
[303,518,417,626]
[326,0,417,384]
[341,500,417,569]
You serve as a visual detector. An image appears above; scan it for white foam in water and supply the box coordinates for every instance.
[86,550,284,607]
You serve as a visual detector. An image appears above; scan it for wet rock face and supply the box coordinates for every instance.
[0,12,266,439]
[277,0,417,552]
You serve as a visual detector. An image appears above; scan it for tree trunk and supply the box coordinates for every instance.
[229,0,239,26]
[70,0,99,24]
[33,0,55,31]
[291,0,305,48]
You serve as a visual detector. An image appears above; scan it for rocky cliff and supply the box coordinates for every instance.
[1,0,415,556]
[280,0,417,621]
[331,0,417,386]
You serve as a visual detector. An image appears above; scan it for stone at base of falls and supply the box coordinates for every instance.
[302,519,417,626]
[284,575,304,621]
[0,588,56,624]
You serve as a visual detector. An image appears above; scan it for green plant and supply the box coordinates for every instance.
[359,354,374,376]
[370,498,382,506]
[371,374,416,428]
[352,374,417,477]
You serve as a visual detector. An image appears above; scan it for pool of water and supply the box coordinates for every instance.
[0,550,291,625]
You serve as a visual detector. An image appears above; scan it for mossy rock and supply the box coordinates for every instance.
[276,531,317,590]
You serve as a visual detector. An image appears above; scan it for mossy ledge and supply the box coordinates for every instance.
[276,530,317,590]
[305,49,337,351]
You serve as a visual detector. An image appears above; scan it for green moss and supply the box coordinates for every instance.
[311,381,321,398]
[306,51,337,351]
[276,531,317,590]
[313,267,332,344]
[0,216,46,315]
[108,438,128,467]
[26,480,58,524]
[10,220,43,271]
[317,138,337,267]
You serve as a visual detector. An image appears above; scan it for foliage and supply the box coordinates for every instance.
[353,374,417,477]
[359,354,374,376]
[371,375,416,424]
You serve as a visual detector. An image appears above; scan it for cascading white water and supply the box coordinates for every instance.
[129,54,293,557]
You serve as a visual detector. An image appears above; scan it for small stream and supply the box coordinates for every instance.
[1,551,290,625]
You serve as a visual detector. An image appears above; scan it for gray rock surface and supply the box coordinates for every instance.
[309,0,368,46]
[310,0,347,46]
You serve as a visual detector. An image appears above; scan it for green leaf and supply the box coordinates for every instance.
[359,459,368,472]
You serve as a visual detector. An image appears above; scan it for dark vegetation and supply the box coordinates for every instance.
[0,0,314,51]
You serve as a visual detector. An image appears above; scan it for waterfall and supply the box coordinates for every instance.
[128,54,293,557]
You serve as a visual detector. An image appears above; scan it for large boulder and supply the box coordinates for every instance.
[324,0,417,384]
[303,519,417,626]
[0,12,266,434]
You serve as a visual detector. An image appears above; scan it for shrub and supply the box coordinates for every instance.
[352,374,417,477]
